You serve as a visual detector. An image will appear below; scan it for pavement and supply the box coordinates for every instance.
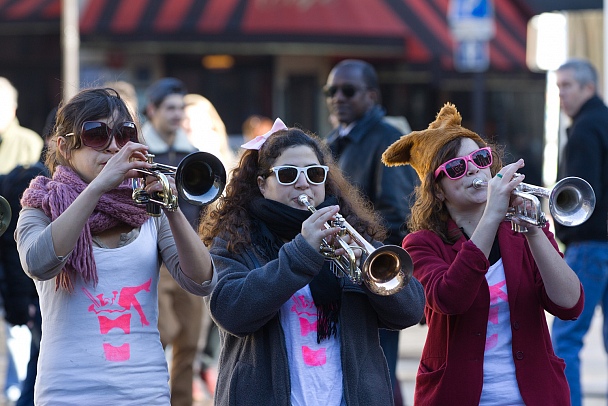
[0,309,606,406]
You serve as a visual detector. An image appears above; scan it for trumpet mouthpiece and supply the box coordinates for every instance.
[297,194,310,206]
[472,178,487,189]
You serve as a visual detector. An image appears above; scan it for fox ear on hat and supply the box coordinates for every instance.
[381,133,414,168]
[429,103,461,128]
[382,102,462,168]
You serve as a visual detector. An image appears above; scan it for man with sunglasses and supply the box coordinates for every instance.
[142,77,203,406]
[324,59,419,406]
[550,58,608,406]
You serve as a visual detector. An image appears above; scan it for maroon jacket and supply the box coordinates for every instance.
[403,220,584,406]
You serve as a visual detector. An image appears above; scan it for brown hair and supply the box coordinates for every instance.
[45,87,136,175]
[199,127,386,253]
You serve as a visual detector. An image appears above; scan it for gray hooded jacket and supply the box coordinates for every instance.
[208,231,425,406]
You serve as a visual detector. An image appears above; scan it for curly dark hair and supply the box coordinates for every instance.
[407,137,503,244]
[199,127,386,253]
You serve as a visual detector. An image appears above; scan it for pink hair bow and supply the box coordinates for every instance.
[241,118,287,150]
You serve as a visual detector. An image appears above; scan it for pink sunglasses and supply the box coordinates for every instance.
[434,147,493,180]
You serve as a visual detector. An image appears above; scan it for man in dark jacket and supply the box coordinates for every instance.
[0,106,53,406]
[142,77,203,406]
[324,59,419,405]
[551,58,608,406]
[0,162,48,406]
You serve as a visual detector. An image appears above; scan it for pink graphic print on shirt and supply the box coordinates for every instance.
[486,280,507,351]
[83,278,152,361]
[291,294,327,366]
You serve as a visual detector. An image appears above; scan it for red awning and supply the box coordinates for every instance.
[0,0,535,71]
[0,0,59,22]
[77,0,411,57]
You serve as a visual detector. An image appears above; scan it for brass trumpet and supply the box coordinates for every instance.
[132,151,226,216]
[0,195,11,237]
[472,175,595,232]
[298,194,413,296]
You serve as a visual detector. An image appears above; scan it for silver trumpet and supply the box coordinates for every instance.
[0,195,11,237]
[132,151,226,216]
[298,194,413,296]
[472,175,596,232]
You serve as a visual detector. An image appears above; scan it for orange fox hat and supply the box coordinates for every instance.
[382,103,485,179]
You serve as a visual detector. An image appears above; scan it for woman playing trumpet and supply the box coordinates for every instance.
[382,103,583,406]
[15,88,216,405]
[199,119,425,405]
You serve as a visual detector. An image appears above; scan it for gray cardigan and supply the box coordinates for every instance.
[208,232,425,405]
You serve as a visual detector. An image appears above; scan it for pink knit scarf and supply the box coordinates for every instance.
[21,165,149,291]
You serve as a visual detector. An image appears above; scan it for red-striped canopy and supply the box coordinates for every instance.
[0,0,546,71]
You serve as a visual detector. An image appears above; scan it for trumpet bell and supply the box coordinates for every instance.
[549,177,595,227]
[474,175,596,232]
[132,151,227,216]
[362,245,413,296]
[0,195,11,237]
[176,151,227,206]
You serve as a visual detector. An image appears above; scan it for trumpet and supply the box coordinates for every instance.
[472,175,595,232]
[297,194,413,296]
[132,151,226,216]
[0,195,11,237]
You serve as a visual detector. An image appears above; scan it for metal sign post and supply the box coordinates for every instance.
[61,0,80,103]
[453,39,490,72]
[448,0,495,133]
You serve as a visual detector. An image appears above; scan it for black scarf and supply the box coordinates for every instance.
[249,196,342,343]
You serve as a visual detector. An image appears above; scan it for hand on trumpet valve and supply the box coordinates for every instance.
[331,232,363,267]
[144,174,177,197]
[509,189,525,208]
[301,205,340,253]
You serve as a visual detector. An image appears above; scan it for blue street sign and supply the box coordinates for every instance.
[450,0,493,20]
[454,40,490,72]
[448,0,495,41]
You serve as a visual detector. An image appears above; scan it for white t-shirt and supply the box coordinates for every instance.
[479,258,525,406]
[34,219,170,405]
[280,284,345,406]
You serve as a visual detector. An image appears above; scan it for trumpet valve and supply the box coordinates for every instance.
[145,153,156,164]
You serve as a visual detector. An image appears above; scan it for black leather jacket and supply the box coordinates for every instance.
[327,105,419,246]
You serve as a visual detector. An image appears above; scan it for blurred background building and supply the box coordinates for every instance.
[0,0,603,186]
